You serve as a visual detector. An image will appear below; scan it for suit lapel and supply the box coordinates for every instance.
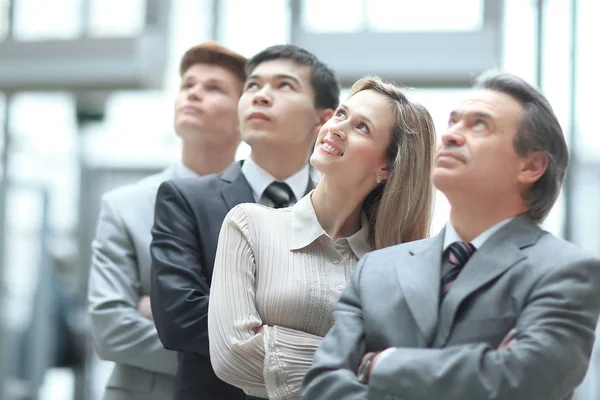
[435,217,542,346]
[396,230,444,346]
[220,161,255,209]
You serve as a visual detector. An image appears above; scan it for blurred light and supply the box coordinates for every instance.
[12,0,83,40]
[87,0,146,37]
[302,0,483,33]
[0,0,9,39]
[368,0,483,32]
[302,0,364,33]
[219,0,290,57]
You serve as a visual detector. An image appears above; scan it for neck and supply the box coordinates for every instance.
[311,177,367,242]
[250,145,309,181]
[447,191,526,242]
[181,139,238,176]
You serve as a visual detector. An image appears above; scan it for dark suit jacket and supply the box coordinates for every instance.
[150,161,252,400]
[302,217,600,400]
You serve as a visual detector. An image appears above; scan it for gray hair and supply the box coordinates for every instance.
[473,70,569,223]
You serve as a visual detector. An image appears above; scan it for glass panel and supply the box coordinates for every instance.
[368,0,483,32]
[501,0,536,81]
[85,91,178,167]
[87,0,146,37]
[220,0,290,57]
[9,93,79,232]
[301,0,364,33]
[574,0,600,161]
[0,0,9,40]
[0,93,5,177]
[12,0,83,40]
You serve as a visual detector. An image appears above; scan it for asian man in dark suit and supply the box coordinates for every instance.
[302,71,600,400]
[150,44,340,400]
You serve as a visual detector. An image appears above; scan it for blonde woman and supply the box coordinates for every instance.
[207,76,436,400]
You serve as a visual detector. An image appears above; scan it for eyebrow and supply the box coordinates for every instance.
[449,110,493,121]
[340,104,375,129]
[246,73,302,87]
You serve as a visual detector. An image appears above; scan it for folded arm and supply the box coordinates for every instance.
[209,206,323,400]
[150,180,211,356]
[88,195,177,375]
[301,256,370,399]
[304,256,600,400]
[366,257,600,399]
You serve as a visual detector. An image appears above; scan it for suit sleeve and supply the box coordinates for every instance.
[150,180,211,356]
[365,257,600,400]
[301,256,370,400]
[209,206,324,400]
[88,194,178,375]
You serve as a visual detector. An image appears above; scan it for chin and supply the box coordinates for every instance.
[431,170,457,191]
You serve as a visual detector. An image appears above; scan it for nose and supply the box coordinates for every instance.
[329,122,347,140]
[441,123,466,147]
[186,85,203,101]
[252,86,273,107]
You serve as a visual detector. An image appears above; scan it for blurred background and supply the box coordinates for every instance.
[0,0,599,399]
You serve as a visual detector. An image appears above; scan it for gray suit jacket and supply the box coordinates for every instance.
[88,164,186,400]
[302,217,600,400]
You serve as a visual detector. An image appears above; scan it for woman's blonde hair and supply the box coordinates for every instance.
[351,77,436,249]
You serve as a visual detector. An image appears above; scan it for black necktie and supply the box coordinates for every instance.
[440,241,476,302]
[263,181,295,208]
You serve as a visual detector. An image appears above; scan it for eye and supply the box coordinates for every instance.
[279,81,294,89]
[206,85,224,93]
[244,81,259,91]
[356,122,369,134]
[181,82,194,90]
[447,117,457,127]
[334,109,347,119]
[473,119,487,129]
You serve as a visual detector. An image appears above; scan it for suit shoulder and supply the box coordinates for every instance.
[533,231,600,266]
[160,172,224,198]
[102,170,166,207]
[368,237,431,259]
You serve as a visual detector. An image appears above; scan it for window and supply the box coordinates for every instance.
[87,0,146,37]
[12,0,83,40]
[302,0,483,33]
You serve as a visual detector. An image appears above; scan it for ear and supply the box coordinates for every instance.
[377,163,392,182]
[311,108,334,136]
[518,151,548,186]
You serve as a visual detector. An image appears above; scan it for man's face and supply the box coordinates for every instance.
[237,59,323,153]
[432,89,525,199]
[174,63,242,146]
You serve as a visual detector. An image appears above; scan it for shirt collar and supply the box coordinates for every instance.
[290,191,372,258]
[443,216,515,251]
[172,162,200,179]
[241,157,309,202]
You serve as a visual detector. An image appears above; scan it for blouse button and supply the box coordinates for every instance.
[336,285,343,291]
[332,259,339,264]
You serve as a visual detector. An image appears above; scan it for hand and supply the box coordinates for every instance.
[137,295,153,320]
[498,328,518,349]
[252,325,264,334]
[357,351,383,376]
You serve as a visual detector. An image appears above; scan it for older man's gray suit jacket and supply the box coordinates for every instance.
[302,217,600,400]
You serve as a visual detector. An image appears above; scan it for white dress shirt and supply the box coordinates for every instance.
[208,192,371,400]
[443,217,515,251]
[172,161,201,179]
[241,157,310,204]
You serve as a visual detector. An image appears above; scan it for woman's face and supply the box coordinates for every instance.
[311,89,394,190]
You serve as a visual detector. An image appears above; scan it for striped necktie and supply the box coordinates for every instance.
[263,181,295,208]
[440,241,476,302]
